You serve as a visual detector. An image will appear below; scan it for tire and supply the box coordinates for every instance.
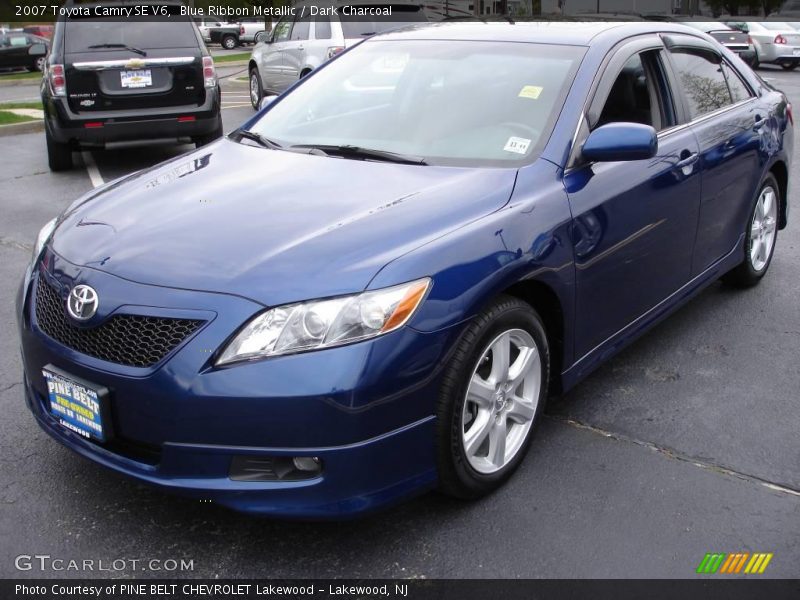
[722,173,780,287]
[193,118,223,148]
[45,124,73,171]
[34,56,46,72]
[437,295,550,499]
[781,62,798,71]
[249,67,263,110]
[222,35,238,50]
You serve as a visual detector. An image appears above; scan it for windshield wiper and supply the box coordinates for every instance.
[290,144,427,165]
[87,43,147,56]
[236,129,283,150]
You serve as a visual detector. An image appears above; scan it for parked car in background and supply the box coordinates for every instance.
[680,22,757,66]
[238,17,269,45]
[23,25,55,40]
[0,32,49,72]
[19,21,792,518]
[194,17,239,48]
[42,1,222,171]
[726,21,800,69]
[248,1,427,108]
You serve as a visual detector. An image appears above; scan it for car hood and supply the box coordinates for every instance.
[52,139,518,306]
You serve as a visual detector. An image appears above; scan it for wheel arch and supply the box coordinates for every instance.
[497,280,566,395]
[768,160,788,229]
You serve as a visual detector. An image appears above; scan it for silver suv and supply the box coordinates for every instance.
[247,3,425,109]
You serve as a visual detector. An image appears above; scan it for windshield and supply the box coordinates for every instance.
[759,22,792,30]
[248,39,585,167]
[65,16,199,52]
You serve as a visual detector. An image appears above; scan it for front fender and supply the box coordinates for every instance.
[368,159,576,363]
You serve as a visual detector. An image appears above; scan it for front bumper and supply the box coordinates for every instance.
[24,378,436,517]
[17,258,458,517]
[44,86,221,146]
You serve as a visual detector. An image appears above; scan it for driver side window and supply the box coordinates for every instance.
[596,52,674,132]
[272,18,292,43]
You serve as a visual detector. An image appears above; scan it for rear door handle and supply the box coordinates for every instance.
[676,152,699,169]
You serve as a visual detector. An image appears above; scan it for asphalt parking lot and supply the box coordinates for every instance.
[0,65,798,579]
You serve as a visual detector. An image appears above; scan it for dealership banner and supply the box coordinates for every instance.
[4,580,800,599]
[3,0,800,23]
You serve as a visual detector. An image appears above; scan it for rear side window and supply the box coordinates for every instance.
[721,62,752,103]
[669,49,734,119]
[314,19,332,40]
[291,15,311,41]
[64,16,199,51]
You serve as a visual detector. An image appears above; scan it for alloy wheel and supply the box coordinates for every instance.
[461,328,541,474]
[749,185,778,272]
[250,72,260,108]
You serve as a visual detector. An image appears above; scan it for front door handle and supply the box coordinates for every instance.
[753,115,766,130]
[675,152,699,169]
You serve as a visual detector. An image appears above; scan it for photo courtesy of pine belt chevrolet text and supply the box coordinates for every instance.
[17,16,793,518]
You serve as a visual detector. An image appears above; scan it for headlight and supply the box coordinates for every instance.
[217,278,430,365]
[31,218,57,267]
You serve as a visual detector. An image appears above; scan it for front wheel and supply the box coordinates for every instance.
[437,295,549,499]
[723,173,780,287]
[222,35,238,50]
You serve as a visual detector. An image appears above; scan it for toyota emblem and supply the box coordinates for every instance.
[67,285,99,321]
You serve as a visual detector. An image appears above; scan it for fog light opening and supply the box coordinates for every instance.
[293,456,322,473]
[229,455,323,482]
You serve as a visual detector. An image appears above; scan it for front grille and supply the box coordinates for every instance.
[34,276,204,368]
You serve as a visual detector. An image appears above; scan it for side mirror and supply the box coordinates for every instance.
[582,122,657,163]
[259,95,277,110]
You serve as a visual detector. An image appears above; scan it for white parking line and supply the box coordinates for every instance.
[81,151,104,188]
[222,103,252,109]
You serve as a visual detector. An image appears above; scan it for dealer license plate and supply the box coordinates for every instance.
[120,69,152,88]
[44,368,108,442]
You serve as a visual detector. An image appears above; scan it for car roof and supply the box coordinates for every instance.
[375,21,702,46]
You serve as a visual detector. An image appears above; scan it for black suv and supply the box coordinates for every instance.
[43,1,222,171]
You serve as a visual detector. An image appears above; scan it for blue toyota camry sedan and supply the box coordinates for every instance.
[17,21,792,517]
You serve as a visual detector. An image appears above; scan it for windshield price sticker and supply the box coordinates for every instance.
[504,137,531,155]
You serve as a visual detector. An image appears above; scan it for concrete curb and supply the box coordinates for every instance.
[0,119,44,137]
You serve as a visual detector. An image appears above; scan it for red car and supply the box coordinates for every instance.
[22,25,54,39]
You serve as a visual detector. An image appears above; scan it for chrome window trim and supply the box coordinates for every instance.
[73,57,196,70]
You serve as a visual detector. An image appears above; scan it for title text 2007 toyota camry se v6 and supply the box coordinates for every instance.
[16,22,792,518]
